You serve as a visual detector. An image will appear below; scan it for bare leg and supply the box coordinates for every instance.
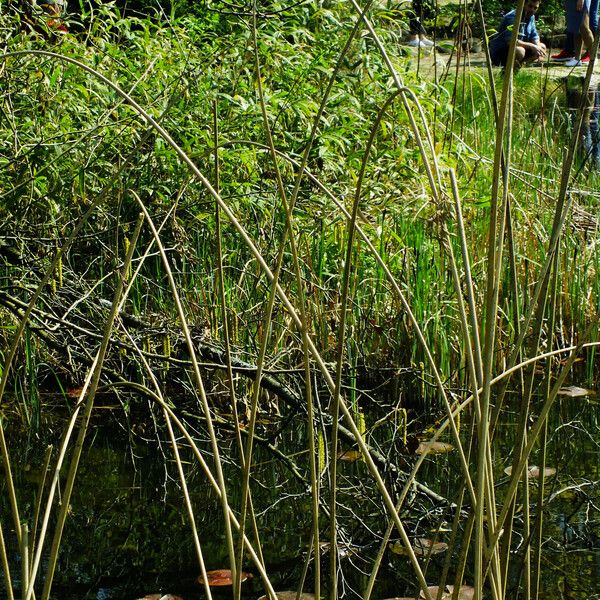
[580,14,594,53]
[514,46,527,67]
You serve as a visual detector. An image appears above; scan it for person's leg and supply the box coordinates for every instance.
[408,15,421,44]
[589,0,599,34]
[559,0,581,61]
[566,31,576,53]
[407,0,425,44]
[552,32,576,60]
[565,31,590,64]
[566,0,586,52]
[514,46,527,66]
[419,0,435,45]
[561,0,578,56]
[574,33,583,57]
[580,13,594,54]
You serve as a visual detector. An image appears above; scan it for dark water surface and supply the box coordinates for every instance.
[1,381,599,600]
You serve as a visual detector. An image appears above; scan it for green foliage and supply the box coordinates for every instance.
[3,4,600,600]
[1,0,598,387]
[477,0,565,39]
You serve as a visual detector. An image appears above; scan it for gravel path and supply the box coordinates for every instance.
[400,42,600,85]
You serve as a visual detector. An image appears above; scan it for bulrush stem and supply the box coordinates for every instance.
[39,214,144,600]
[20,524,28,600]
[0,521,14,600]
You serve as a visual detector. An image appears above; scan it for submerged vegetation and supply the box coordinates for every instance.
[1,0,600,599]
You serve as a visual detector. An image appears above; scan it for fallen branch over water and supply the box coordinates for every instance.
[0,286,454,511]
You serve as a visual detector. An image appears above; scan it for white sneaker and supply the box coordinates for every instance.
[406,39,422,47]
[564,57,582,67]
[420,38,435,47]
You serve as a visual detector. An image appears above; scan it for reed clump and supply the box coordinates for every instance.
[1,1,599,599]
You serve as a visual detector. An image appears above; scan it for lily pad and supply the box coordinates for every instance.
[420,584,476,600]
[504,465,556,479]
[389,538,448,556]
[197,569,253,587]
[558,385,596,398]
[415,441,454,455]
[257,592,316,600]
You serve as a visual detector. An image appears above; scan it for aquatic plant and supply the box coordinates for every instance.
[0,1,599,600]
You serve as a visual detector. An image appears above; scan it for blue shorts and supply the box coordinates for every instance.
[566,0,591,33]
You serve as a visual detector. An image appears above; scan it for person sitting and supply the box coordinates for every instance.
[489,0,547,68]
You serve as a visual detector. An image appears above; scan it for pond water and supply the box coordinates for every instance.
[565,77,600,171]
[1,375,599,600]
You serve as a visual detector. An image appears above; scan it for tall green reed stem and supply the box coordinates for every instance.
[0,521,14,600]
[474,0,525,594]
[39,214,144,600]
[134,194,240,585]
[111,378,278,598]
[213,99,248,596]
[532,249,560,600]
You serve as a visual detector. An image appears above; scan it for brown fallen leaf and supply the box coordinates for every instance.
[389,538,448,556]
[420,584,475,600]
[257,592,316,600]
[337,449,362,462]
[415,441,454,455]
[504,465,556,479]
[197,569,253,587]
[558,385,596,398]
[318,540,354,558]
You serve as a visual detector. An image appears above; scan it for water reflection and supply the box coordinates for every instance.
[1,387,599,599]
[566,78,600,170]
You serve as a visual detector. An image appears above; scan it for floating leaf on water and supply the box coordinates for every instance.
[415,538,448,555]
[415,441,454,455]
[257,592,316,600]
[337,449,362,462]
[420,584,475,600]
[136,595,183,600]
[558,385,596,398]
[504,465,556,479]
[388,540,405,555]
[319,542,356,558]
[318,541,354,558]
[197,569,253,587]
[527,465,556,478]
[389,538,448,556]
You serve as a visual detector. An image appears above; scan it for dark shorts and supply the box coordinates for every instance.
[490,45,509,66]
